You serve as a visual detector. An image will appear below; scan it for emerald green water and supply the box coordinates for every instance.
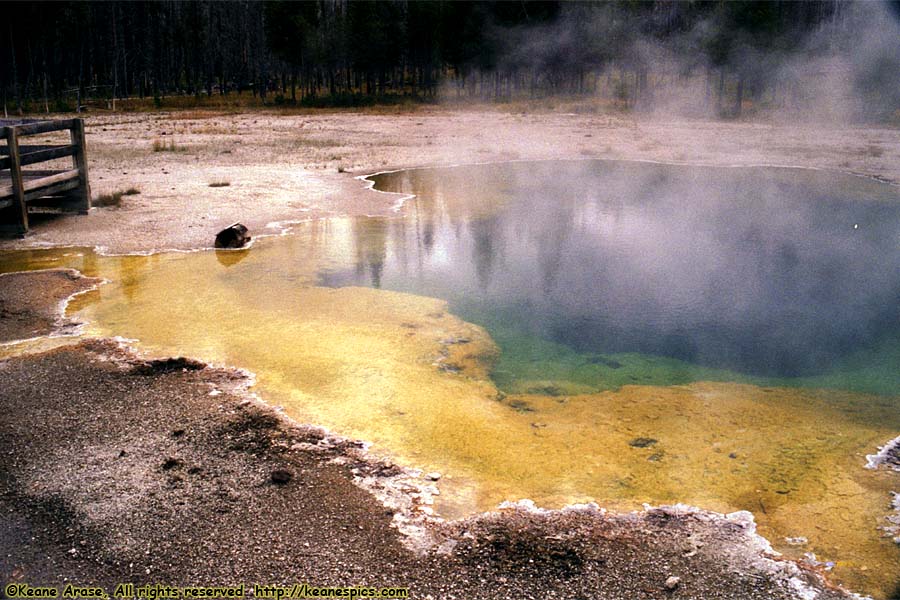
[479,309,900,397]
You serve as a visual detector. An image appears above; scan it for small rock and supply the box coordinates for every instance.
[665,576,681,590]
[215,222,251,249]
[271,469,293,485]
[629,437,658,448]
[508,400,534,413]
[525,384,564,396]
[586,356,623,369]
[784,536,808,546]
[425,472,441,481]
[136,356,206,375]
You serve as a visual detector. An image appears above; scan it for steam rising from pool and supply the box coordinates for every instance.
[331,161,900,394]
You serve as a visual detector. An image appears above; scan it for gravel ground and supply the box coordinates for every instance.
[0,269,101,343]
[0,339,857,600]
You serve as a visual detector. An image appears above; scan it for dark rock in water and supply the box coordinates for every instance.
[215,222,251,249]
[586,355,623,369]
[508,400,535,413]
[271,469,293,485]
[629,437,658,448]
[135,357,206,375]
[526,384,564,396]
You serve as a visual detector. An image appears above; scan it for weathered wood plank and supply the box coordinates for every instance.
[13,119,77,137]
[0,169,80,200]
[70,119,91,213]
[24,178,81,203]
[18,145,77,167]
[28,194,85,207]
[2,127,28,234]
[1,144,59,156]
[1,146,75,170]
[23,169,81,192]
[21,169,69,178]
[0,118,44,127]
[0,171,69,192]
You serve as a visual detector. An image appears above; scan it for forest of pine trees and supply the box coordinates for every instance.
[1,1,898,118]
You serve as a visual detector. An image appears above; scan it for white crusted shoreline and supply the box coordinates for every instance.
[866,435,900,472]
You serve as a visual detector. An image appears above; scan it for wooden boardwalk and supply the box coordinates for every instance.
[0,118,91,235]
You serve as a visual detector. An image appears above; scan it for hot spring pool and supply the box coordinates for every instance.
[2,160,898,596]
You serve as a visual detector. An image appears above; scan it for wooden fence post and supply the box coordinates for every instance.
[3,126,28,234]
[70,119,91,213]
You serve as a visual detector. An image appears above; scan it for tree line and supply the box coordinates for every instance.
[1,1,897,118]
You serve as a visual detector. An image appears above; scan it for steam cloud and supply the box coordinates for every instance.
[439,0,900,123]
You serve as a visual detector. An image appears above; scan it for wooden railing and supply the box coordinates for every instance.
[0,118,91,235]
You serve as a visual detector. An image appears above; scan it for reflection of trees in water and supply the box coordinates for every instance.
[410,171,439,258]
[119,254,153,303]
[533,198,575,296]
[389,219,409,275]
[469,216,503,291]
[79,250,99,280]
[364,161,900,379]
[352,218,388,289]
[409,196,437,286]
